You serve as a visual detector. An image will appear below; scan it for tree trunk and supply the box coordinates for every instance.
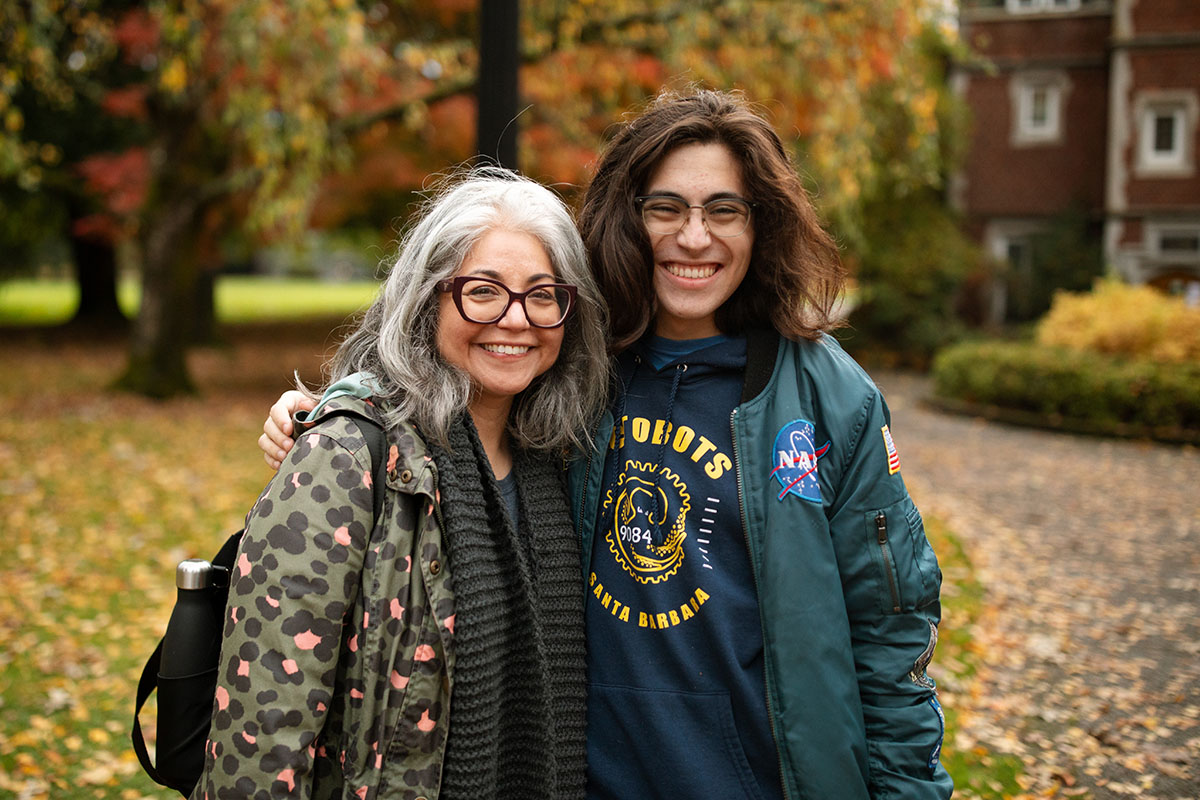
[114,105,227,398]
[115,192,203,398]
[62,191,128,333]
[67,230,127,332]
[191,269,217,345]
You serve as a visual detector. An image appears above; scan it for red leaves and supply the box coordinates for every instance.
[70,214,124,245]
[77,148,150,216]
[73,148,151,242]
[869,42,895,82]
[113,9,161,67]
[100,86,150,121]
[628,54,666,89]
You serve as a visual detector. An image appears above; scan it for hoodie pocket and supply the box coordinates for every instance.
[587,683,767,800]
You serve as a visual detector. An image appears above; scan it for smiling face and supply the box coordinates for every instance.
[644,142,754,340]
[435,228,565,414]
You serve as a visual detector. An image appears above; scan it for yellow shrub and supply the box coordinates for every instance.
[1036,280,1200,363]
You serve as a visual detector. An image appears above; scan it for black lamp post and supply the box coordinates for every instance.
[477,0,520,169]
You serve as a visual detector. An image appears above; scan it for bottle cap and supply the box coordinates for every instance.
[176,558,213,590]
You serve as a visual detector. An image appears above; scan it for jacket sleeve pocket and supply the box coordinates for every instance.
[864,693,953,798]
[864,497,941,615]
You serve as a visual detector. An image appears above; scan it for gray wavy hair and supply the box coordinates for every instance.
[322,167,610,452]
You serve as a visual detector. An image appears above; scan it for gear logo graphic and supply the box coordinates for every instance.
[603,460,690,584]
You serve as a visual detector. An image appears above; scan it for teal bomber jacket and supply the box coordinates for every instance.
[568,331,953,800]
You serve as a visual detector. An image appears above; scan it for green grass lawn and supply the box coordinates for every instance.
[0,276,380,326]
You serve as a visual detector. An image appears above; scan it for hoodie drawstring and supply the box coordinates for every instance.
[649,362,686,546]
[608,355,688,548]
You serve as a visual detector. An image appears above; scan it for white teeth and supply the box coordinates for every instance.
[482,344,530,355]
[667,263,717,279]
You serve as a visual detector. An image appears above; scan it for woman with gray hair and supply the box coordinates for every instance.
[192,168,608,800]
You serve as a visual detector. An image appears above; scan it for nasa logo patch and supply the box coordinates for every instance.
[771,419,831,503]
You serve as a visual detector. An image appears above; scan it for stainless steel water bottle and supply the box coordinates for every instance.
[155,557,222,792]
[158,559,222,678]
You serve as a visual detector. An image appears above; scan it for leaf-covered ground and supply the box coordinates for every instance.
[0,323,1014,799]
[0,323,342,799]
[880,369,1200,800]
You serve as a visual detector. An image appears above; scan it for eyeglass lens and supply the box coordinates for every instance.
[641,196,751,237]
[459,279,571,326]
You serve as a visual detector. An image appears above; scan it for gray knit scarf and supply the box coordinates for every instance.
[426,414,586,800]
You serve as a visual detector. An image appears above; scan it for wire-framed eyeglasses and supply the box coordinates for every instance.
[635,195,754,237]
[436,276,577,328]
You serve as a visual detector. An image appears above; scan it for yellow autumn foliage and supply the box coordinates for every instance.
[159,57,187,94]
[1036,280,1200,364]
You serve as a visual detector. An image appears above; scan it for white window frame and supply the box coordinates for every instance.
[1134,92,1198,178]
[1148,223,1200,264]
[986,220,1047,270]
[1143,107,1185,167]
[1010,71,1070,146]
[983,219,1050,325]
[1006,0,1081,13]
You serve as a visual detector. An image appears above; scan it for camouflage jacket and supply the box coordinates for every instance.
[191,396,456,800]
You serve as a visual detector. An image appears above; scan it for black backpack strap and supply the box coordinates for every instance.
[289,406,388,521]
[345,414,388,524]
[741,328,780,404]
[132,640,165,785]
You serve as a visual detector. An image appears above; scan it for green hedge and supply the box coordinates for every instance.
[930,341,1200,443]
[841,194,978,369]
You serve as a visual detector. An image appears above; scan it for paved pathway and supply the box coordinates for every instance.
[873,370,1200,800]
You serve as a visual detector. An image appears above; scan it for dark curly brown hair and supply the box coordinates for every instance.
[579,88,846,351]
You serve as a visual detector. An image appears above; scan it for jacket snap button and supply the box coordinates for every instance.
[400,469,413,483]
[429,560,441,576]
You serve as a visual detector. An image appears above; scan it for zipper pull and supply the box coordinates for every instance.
[875,511,888,544]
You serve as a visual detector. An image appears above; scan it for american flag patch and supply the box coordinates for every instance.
[881,425,901,475]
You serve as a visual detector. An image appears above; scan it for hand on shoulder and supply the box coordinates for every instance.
[260,390,315,470]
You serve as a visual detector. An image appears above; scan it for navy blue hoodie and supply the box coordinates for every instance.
[585,335,783,800]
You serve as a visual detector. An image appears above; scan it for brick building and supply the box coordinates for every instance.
[953,0,1200,315]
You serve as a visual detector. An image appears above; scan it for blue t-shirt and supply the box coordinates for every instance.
[585,335,783,800]
[496,469,520,530]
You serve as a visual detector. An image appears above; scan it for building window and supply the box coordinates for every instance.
[1135,93,1197,177]
[1142,107,1185,167]
[1161,232,1199,255]
[1028,86,1053,129]
[1151,225,1200,262]
[1005,237,1033,271]
[1006,0,1081,12]
[1011,72,1069,145]
[1020,84,1059,137]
